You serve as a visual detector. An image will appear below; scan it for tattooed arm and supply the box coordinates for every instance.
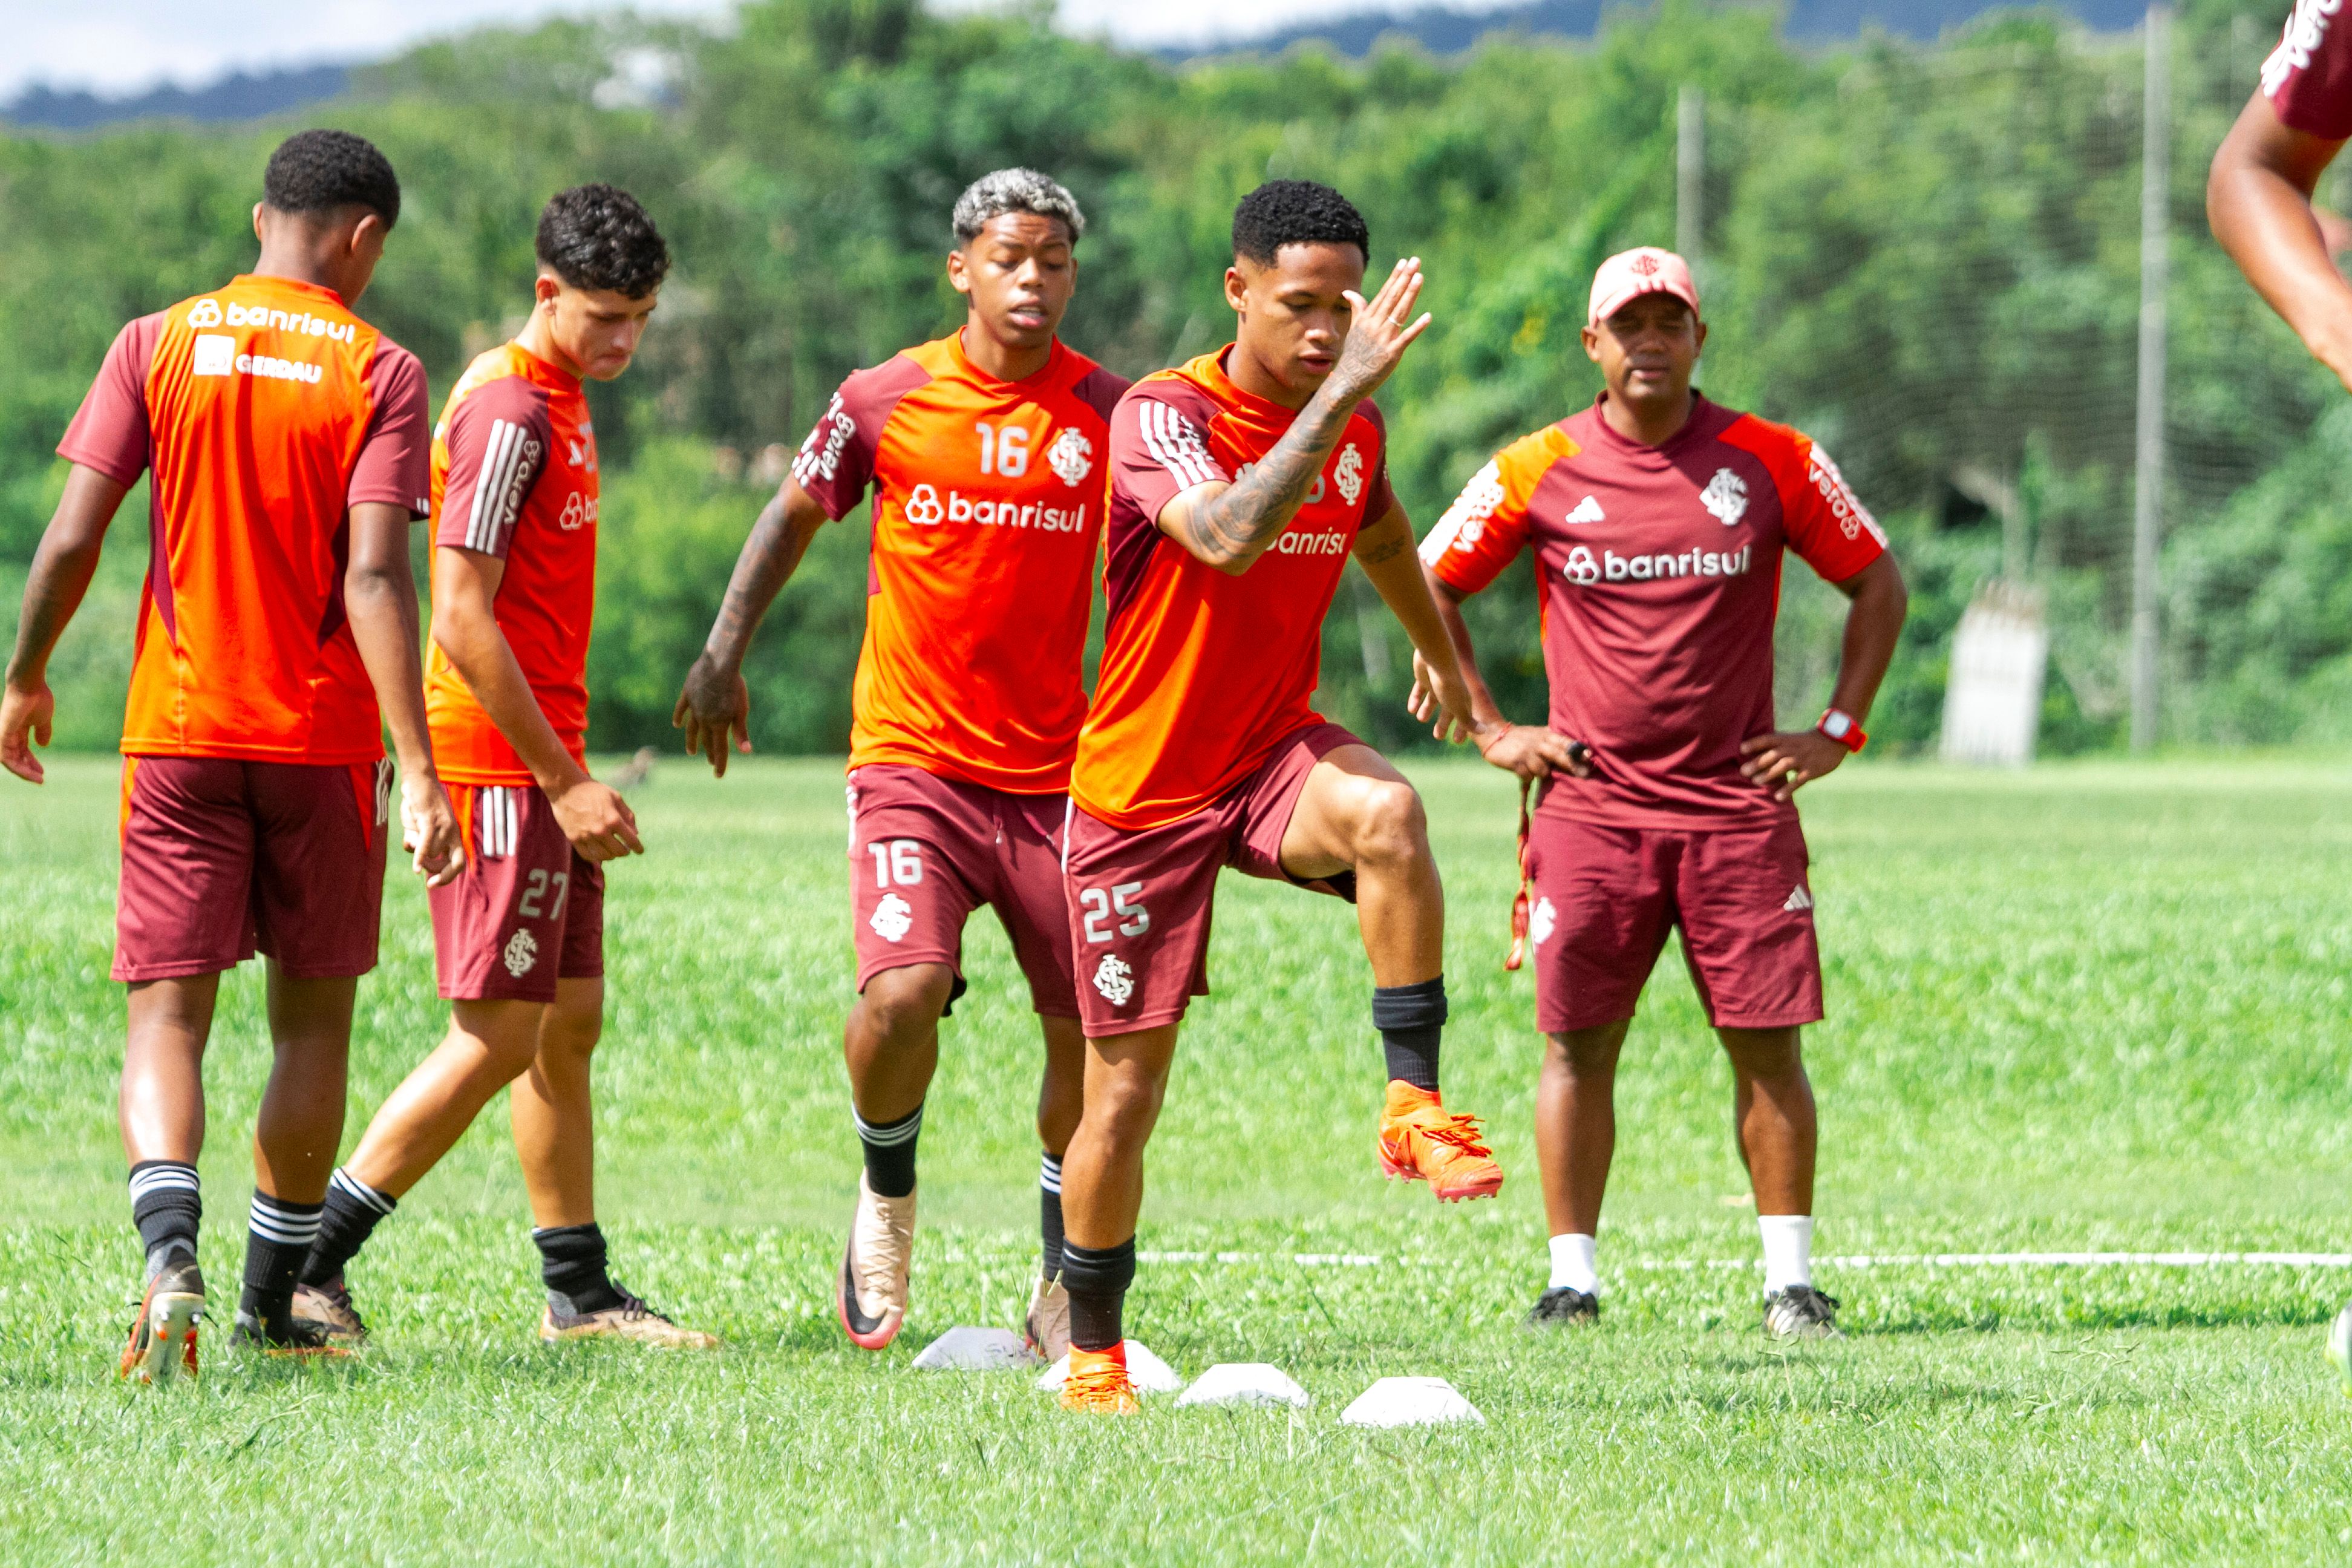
[1157,258,1432,575]
[673,479,832,776]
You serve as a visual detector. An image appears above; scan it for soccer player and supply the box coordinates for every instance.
[292,185,712,1350]
[0,129,462,1379]
[673,170,1126,1357]
[1413,247,1907,1340]
[2207,0,2352,1391]
[1053,180,1507,1413]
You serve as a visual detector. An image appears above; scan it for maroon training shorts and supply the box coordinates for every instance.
[1527,812,1823,1034]
[114,754,391,983]
[1062,723,1362,1036]
[848,764,1078,1018]
[430,783,605,1003]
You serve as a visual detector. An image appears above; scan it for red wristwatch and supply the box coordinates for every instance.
[1816,708,1867,753]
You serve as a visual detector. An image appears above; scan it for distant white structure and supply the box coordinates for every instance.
[1941,580,2050,766]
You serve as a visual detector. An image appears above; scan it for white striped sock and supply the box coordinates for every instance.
[853,1105,923,1147]
[127,1162,200,1203]
[330,1167,396,1215]
[247,1193,323,1248]
[1039,1152,1063,1195]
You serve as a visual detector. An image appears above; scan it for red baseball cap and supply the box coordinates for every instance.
[1587,247,1700,328]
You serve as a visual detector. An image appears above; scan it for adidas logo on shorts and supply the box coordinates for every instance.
[1783,885,1814,913]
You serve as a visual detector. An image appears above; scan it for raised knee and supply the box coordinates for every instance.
[860,964,953,1040]
[1351,780,1427,866]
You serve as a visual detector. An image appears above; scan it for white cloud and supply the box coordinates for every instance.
[5,1,1504,103]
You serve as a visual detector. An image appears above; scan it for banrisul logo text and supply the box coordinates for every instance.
[1563,543,1752,587]
[185,297,359,342]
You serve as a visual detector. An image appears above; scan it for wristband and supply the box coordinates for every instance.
[1816,708,1867,753]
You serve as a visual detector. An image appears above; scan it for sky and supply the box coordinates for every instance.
[4,0,1522,102]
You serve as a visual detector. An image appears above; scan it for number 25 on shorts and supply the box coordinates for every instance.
[1079,883,1149,942]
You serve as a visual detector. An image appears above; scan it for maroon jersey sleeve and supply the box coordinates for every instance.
[1111,381,1232,527]
[351,341,433,517]
[2266,1,2352,137]
[56,314,165,486]
[1072,365,1132,423]
[791,357,930,521]
[436,377,553,559]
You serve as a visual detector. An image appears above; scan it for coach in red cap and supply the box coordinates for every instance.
[1412,245,1909,1339]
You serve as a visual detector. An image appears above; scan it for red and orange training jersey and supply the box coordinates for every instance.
[424,342,601,787]
[58,274,431,763]
[1071,347,1397,831]
[1420,394,1886,830]
[2265,1,2352,135]
[792,331,1127,794]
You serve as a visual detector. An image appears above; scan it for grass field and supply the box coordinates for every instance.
[4,751,2352,1564]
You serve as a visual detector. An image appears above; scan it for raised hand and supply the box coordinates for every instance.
[1328,257,1433,405]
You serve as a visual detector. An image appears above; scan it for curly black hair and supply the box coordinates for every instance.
[535,184,671,299]
[263,129,400,227]
[1230,180,1369,267]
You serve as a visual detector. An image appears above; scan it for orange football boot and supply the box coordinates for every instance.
[1377,1080,1504,1201]
[1059,1343,1140,1414]
[120,1259,204,1384]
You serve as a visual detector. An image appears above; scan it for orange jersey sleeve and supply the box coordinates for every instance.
[1717,416,1886,586]
[1071,350,1393,830]
[62,276,430,765]
[423,344,600,786]
[801,333,1125,793]
[1418,423,1579,595]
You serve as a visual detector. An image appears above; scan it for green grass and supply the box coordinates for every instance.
[3,753,2351,1564]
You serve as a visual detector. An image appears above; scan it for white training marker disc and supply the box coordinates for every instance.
[1339,1376,1485,1428]
[910,1325,1040,1371]
[1174,1362,1311,1409]
[1034,1339,1184,1395]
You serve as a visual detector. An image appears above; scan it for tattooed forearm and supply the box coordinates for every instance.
[1356,532,1411,566]
[705,488,822,668]
[1180,387,1359,573]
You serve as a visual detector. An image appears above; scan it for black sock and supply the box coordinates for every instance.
[128,1160,201,1280]
[301,1168,397,1287]
[534,1223,624,1315]
[1060,1237,1135,1353]
[1374,976,1447,1094]
[855,1103,923,1200]
[239,1191,324,1336]
[1039,1152,1065,1281]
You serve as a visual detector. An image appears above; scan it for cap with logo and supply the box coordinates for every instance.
[1587,247,1700,329]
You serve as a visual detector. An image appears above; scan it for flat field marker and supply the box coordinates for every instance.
[910,1326,1038,1371]
[1175,1363,1311,1409]
[1340,1376,1483,1429]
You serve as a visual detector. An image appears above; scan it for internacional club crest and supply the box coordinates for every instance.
[502,928,540,979]
[1332,443,1365,507]
[1700,467,1749,527]
[1047,427,1094,487]
[869,892,914,943]
[1092,953,1134,1007]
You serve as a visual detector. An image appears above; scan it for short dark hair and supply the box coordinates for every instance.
[1231,180,1369,267]
[263,129,400,227]
[535,184,671,299]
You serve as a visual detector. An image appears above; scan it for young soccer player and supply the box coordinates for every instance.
[293,185,713,1349]
[1414,247,1907,1339]
[674,170,1126,1357]
[1053,181,1506,1413]
[2207,0,2352,1391]
[0,129,462,1379]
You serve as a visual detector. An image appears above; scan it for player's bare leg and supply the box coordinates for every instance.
[118,976,218,1382]
[1720,1025,1836,1338]
[835,962,950,1348]
[1280,743,1501,1201]
[1026,1013,1084,1358]
[1056,1021,1178,1411]
[511,977,606,1229]
[344,1001,550,1196]
[1528,1021,1628,1325]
